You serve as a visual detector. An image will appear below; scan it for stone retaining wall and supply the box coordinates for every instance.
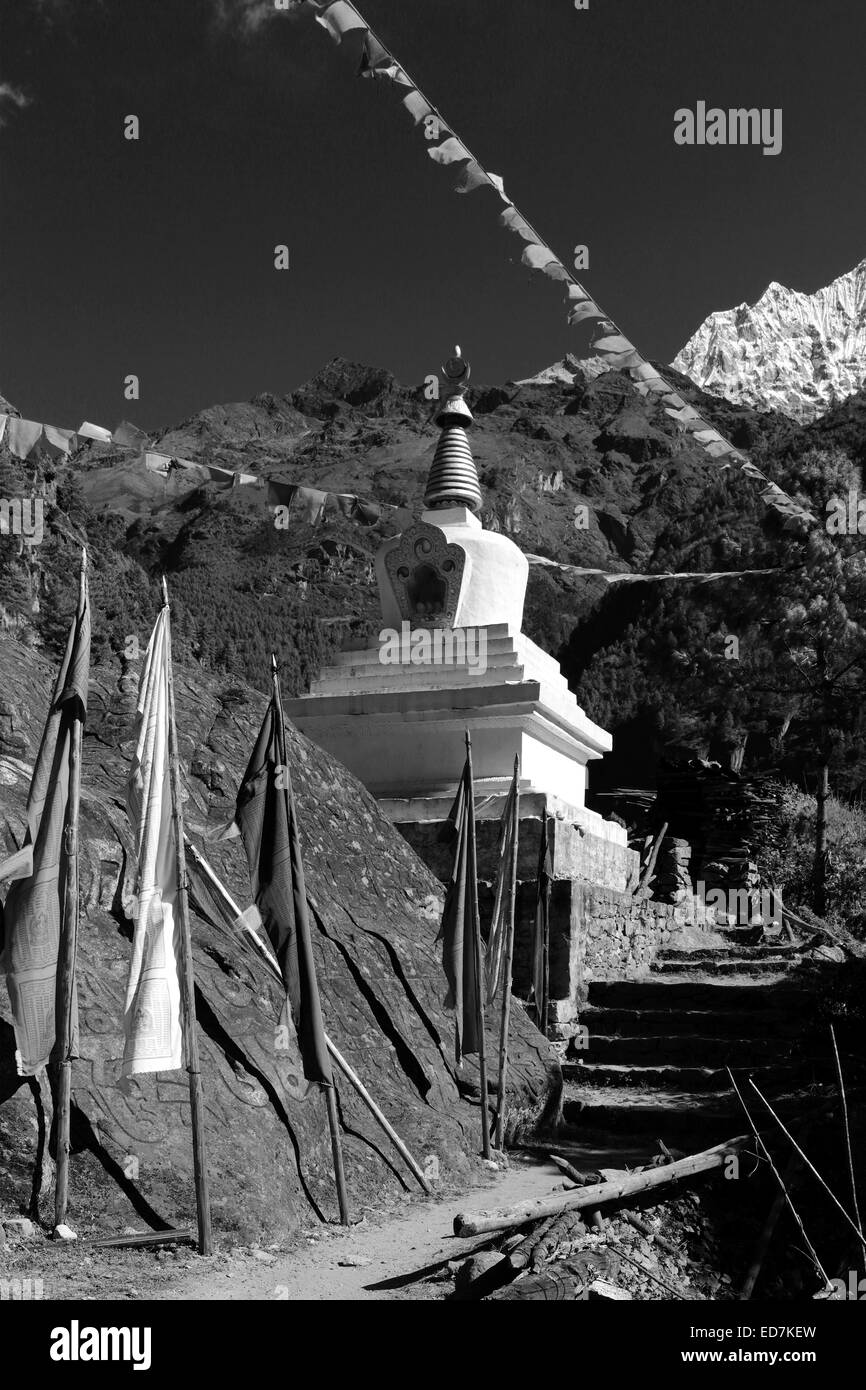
[502,881,717,1040]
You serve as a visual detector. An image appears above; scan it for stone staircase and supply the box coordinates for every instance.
[562,931,835,1149]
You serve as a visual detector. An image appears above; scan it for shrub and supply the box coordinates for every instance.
[756,780,866,938]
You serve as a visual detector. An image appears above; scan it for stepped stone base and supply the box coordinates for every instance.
[282,625,622,815]
[286,622,663,1041]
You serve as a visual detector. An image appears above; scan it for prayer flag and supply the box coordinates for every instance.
[234,691,332,1085]
[1,567,90,1075]
[427,137,471,168]
[531,815,552,1029]
[77,422,113,443]
[316,1,367,44]
[437,759,483,1063]
[5,418,44,461]
[122,607,183,1076]
[485,771,517,1005]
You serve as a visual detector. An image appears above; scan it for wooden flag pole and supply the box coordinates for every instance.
[182,835,432,1194]
[272,656,351,1225]
[162,579,213,1256]
[54,549,87,1231]
[494,755,520,1152]
[465,731,492,1160]
[537,816,551,1036]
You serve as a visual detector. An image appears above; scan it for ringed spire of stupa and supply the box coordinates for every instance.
[423,346,482,514]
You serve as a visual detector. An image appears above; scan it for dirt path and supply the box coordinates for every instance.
[160,1154,566,1301]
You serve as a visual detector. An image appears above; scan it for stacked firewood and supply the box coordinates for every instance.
[655,762,778,895]
[651,837,692,904]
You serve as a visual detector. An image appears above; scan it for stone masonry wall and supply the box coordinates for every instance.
[581,885,717,982]
[506,881,717,1040]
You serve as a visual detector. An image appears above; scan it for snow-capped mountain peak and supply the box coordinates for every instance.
[672,258,866,421]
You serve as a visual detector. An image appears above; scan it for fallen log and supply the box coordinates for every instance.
[83,1228,195,1249]
[528,1210,587,1269]
[507,1215,559,1271]
[549,1153,601,1185]
[454,1136,750,1236]
[489,1250,619,1301]
[486,1267,586,1301]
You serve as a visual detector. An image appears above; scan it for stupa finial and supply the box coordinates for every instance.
[424,344,481,513]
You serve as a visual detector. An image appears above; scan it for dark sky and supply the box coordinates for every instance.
[1,0,864,432]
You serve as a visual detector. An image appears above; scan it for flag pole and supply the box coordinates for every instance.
[162,578,213,1256]
[465,730,492,1160]
[536,816,551,1036]
[54,548,87,1232]
[271,655,350,1225]
[494,755,520,1152]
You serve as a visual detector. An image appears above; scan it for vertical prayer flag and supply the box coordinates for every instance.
[532,814,552,1032]
[122,607,184,1075]
[234,686,332,1085]
[438,759,484,1063]
[485,771,518,1005]
[1,567,90,1075]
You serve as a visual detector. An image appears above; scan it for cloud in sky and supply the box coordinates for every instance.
[23,0,311,32]
[211,0,312,33]
[0,81,32,128]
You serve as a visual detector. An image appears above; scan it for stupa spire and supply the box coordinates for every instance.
[424,346,482,514]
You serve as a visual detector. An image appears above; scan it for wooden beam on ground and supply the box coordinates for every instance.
[453,1135,751,1236]
[549,1153,600,1185]
[83,1229,195,1249]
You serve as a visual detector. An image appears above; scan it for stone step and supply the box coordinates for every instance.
[309,658,527,694]
[656,944,801,963]
[579,1006,805,1039]
[562,1059,831,1092]
[561,1083,833,1140]
[716,927,790,943]
[650,955,798,976]
[587,978,812,1010]
[572,1032,815,1066]
[326,629,520,668]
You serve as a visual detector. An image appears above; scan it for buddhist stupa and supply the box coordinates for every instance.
[283,347,630,868]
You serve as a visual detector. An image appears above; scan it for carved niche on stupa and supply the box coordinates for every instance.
[382,520,469,627]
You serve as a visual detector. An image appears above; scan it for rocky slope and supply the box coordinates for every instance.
[672,258,866,422]
[0,639,559,1243]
